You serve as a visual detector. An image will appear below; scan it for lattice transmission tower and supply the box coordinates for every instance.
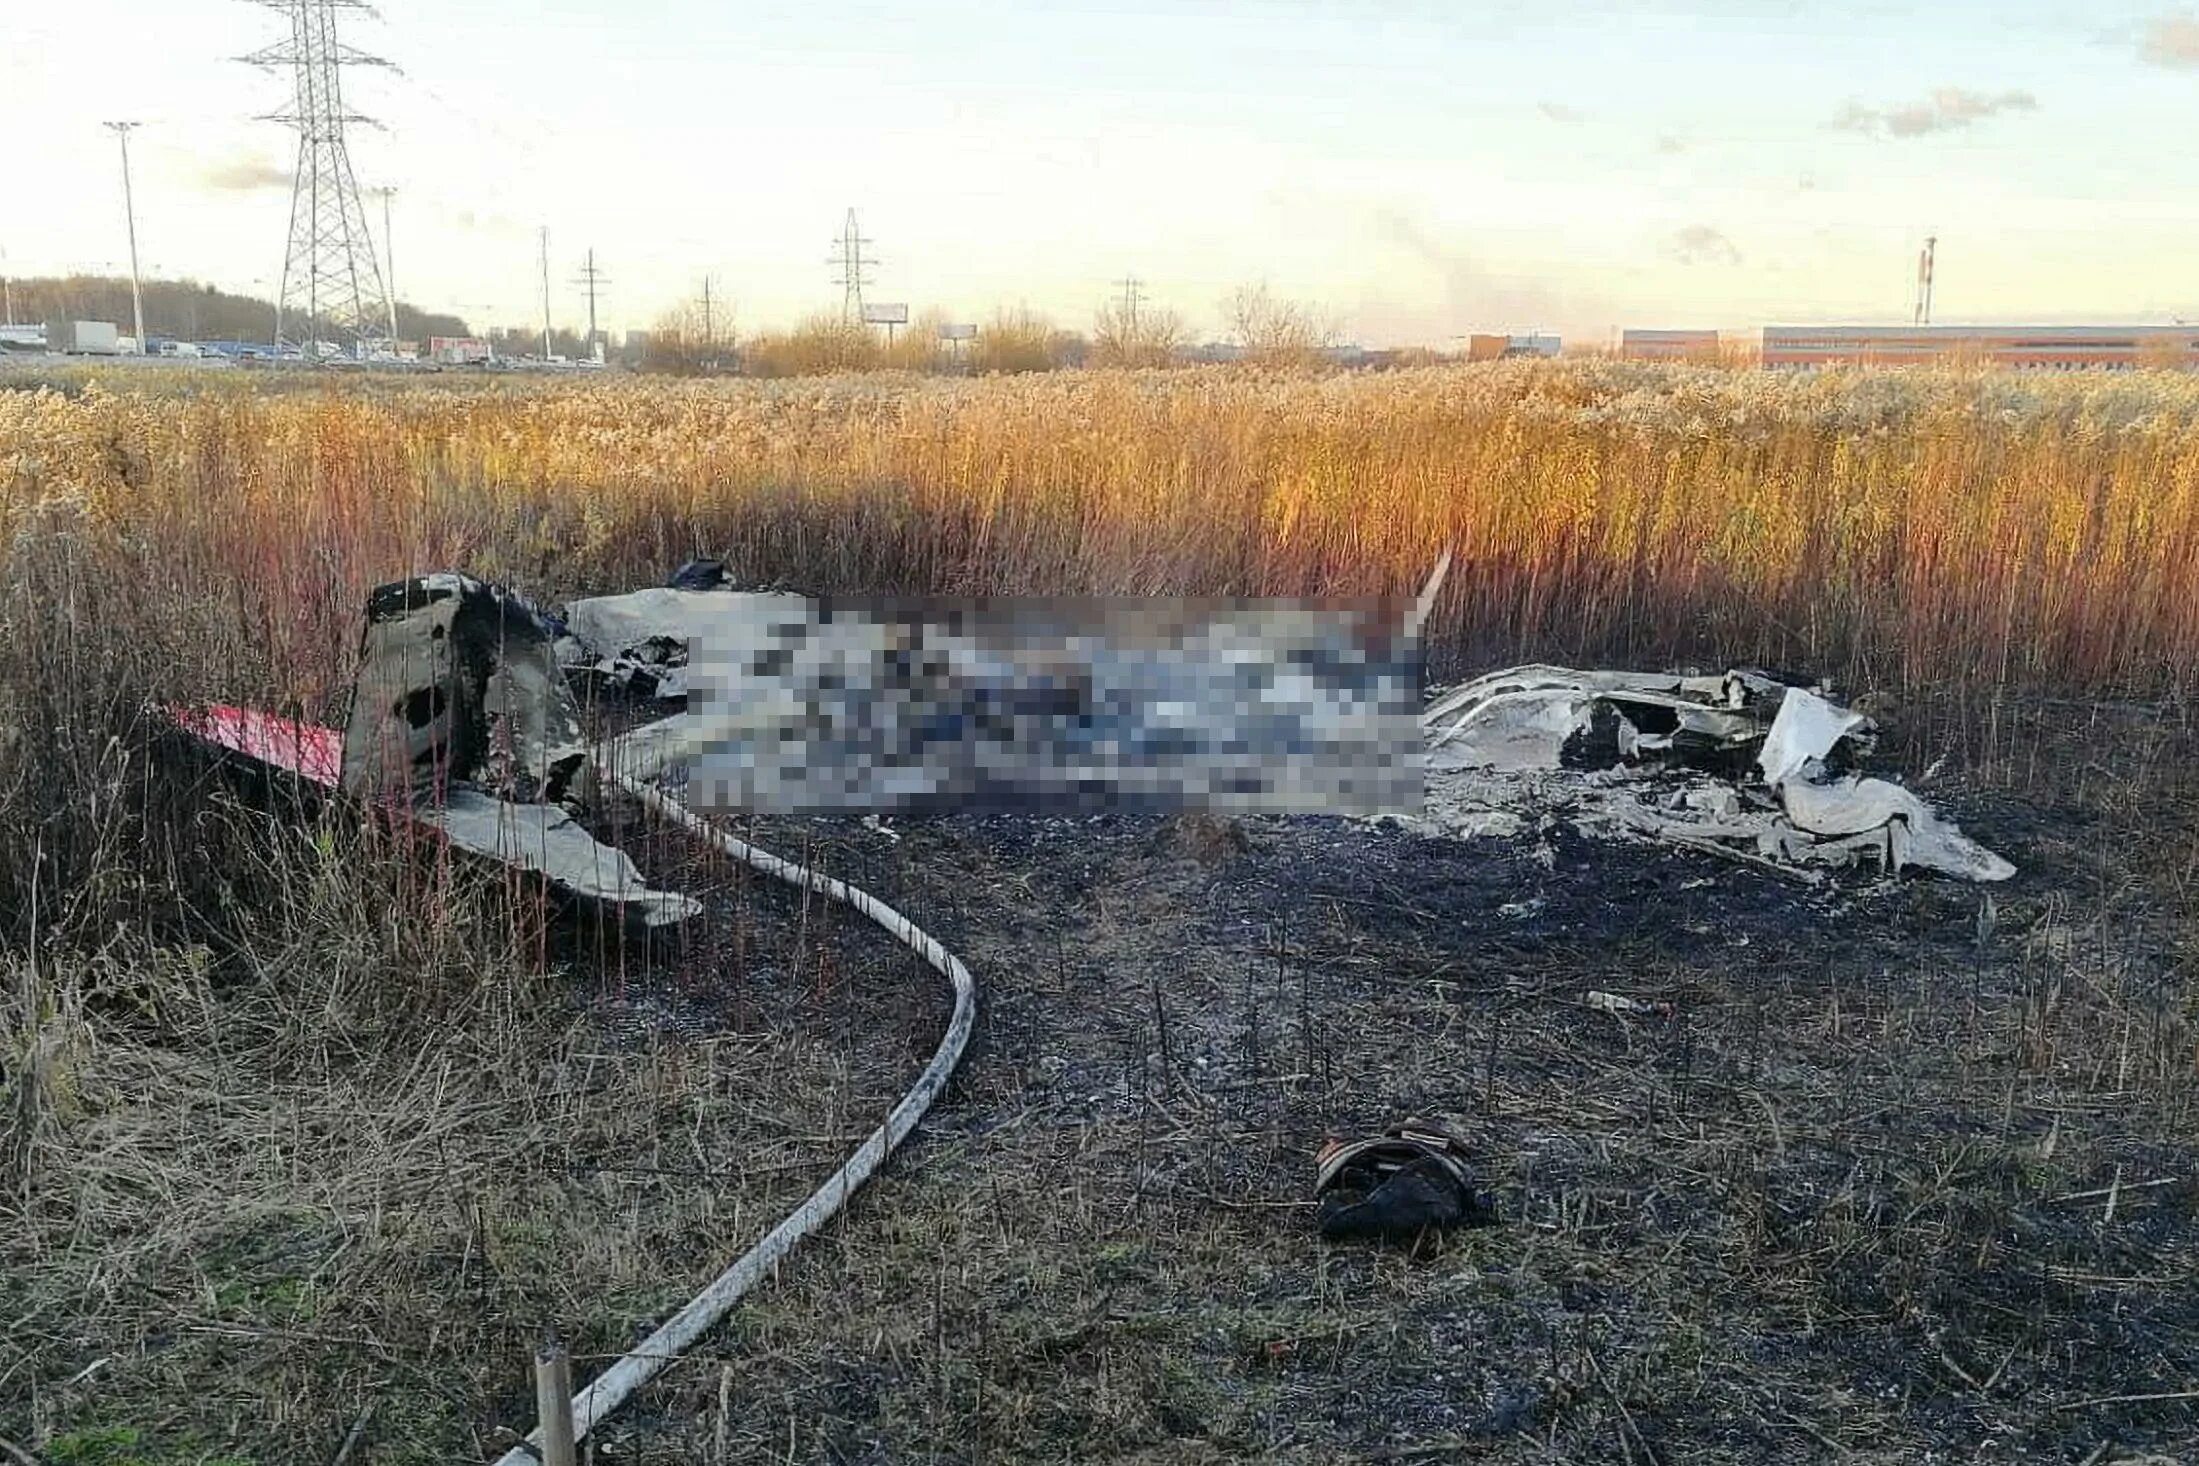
[242,0,394,359]
[828,209,876,323]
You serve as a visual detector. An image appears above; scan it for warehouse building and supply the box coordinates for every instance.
[1621,329,1721,362]
[1762,325,2199,371]
[1464,333,1561,361]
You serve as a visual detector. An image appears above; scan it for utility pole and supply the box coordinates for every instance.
[828,208,876,323]
[104,121,146,352]
[1914,235,1937,327]
[1115,274,1144,333]
[378,185,399,344]
[699,275,716,360]
[538,226,552,359]
[571,249,610,359]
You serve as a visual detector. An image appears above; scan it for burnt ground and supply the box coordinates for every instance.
[9,700,2197,1466]
[574,703,2199,1466]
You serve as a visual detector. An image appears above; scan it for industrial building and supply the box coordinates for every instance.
[1621,329,1720,362]
[1464,333,1561,361]
[1761,325,2199,372]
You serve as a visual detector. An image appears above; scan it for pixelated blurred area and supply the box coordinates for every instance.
[625,594,1424,815]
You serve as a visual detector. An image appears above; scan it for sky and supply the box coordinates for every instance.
[5,1,2199,347]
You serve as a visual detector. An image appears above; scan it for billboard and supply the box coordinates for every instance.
[860,302,910,326]
[938,323,978,341]
[429,336,493,365]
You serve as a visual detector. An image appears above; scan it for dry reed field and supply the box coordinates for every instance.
[3,359,2198,1464]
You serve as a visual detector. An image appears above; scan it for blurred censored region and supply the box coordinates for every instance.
[641,595,1423,815]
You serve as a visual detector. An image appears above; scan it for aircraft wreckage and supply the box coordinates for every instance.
[162,560,2011,1462]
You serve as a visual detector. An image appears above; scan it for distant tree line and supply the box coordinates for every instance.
[637,283,1345,377]
[5,273,1366,374]
[4,275,469,345]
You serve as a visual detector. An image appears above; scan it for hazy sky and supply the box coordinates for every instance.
[6,2,2198,345]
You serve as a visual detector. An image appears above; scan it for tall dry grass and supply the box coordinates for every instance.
[2,355,2198,947]
[8,360,2198,691]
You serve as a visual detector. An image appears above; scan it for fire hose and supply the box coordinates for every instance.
[488,765,977,1466]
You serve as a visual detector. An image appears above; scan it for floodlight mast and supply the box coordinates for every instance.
[103,122,147,353]
[376,184,398,343]
[241,0,396,362]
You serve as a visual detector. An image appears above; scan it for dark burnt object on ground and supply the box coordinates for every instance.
[1314,1122,1496,1242]
[666,557,734,591]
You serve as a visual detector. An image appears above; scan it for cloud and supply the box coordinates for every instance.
[200,155,290,192]
[1536,101,1581,123]
[1664,225,1741,266]
[2141,11,2199,66]
[1832,87,2037,137]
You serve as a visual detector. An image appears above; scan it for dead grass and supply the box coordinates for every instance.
[1,362,2197,1462]
[1,795,947,1462]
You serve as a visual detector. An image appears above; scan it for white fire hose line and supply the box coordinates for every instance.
[489,768,977,1466]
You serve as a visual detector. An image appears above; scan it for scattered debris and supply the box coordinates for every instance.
[559,587,807,700]
[1423,664,2013,883]
[169,705,342,789]
[1584,989,1674,1019]
[178,577,2014,926]
[1314,1122,1496,1242]
[588,591,1422,815]
[424,790,700,927]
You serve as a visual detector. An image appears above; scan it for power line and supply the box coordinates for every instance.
[242,0,396,360]
[102,121,146,353]
[828,208,877,323]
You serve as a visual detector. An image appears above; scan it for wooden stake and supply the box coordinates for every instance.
[535,1341,578,1466]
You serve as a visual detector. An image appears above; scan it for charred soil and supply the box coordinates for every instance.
[8,695,2199,1465]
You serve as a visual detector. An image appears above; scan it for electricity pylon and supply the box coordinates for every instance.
[242,0,395,360]
[829,209,876,323]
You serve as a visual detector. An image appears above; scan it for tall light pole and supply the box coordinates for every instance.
[377,186,399,344]
[104,121,146,352]
[538,226,552,359]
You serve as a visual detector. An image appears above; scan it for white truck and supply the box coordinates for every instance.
[47,320,122,355]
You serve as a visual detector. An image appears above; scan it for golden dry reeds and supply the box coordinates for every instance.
[4,359,2195,713]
